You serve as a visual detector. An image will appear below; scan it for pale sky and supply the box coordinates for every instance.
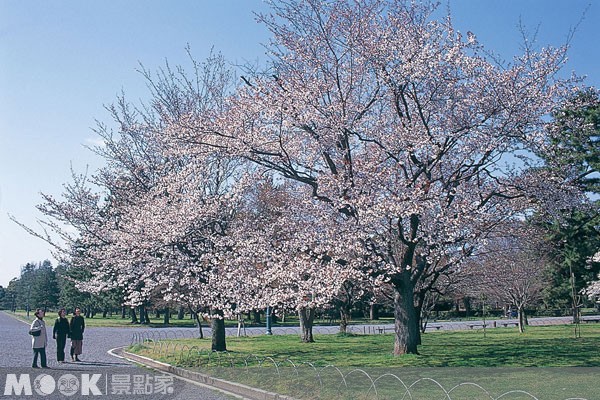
[1,0,599,287]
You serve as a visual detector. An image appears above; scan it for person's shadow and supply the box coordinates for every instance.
[49,360,132,369]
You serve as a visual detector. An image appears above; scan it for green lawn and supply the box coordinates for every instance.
[129,325,600,400]
[133,325,600,367]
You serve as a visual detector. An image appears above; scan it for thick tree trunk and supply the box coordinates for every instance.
[211,311,227,352]
[155,309,161,319]
[121,306,127,319]
[393,283,419,355]
[298,307,315,343]
[177,306,185,320]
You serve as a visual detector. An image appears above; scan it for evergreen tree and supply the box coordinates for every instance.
[31,260,59,310]
[540,209,600,309]
[536,89,600,310]
[542,88,600,194]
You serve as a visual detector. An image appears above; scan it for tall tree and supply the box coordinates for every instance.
[537,89,600,309]
[171,0,580,354]
[30,260,59,311]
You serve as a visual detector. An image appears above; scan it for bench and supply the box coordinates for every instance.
[500,321,519,327]
[582,316,600,323]
[427,324,443,330]
[467,323,487,329]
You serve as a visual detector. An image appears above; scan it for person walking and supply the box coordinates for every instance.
[69,307,85,362]
[53,308,70,363]
[29,309,48,368]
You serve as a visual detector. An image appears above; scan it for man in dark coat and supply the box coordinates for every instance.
[69,307,85,362]
[53,308,70,363]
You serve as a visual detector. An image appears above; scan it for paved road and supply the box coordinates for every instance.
[0,311,232,399]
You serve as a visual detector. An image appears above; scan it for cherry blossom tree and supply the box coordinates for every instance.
[165,0,582,354]
[228,177,361,342]
[21,53,261,351]
[461,223,551,333]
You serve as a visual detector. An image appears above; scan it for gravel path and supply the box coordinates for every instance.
[0,311,232,399]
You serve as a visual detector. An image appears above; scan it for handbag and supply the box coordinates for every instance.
[29,329,41,337]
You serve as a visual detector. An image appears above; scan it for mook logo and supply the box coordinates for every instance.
[4,373,102,396]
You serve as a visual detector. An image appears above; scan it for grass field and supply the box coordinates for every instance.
[132,324,600,367]
[129,325,600,399]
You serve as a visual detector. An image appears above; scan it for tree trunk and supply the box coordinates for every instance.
[163,307,170,325]
[121,306,127,319]
[155,309,161,319]
[130,307,138,324]
[193,312,204,339]
[339,304,350,334]
[298,307,315,343]
[393,282,419,355]
[464,297,472,318]
[211,311,227,352]
[370,304,379,320]
[102,309,108,318]
[177,306,185,320]
[518,306,526,333]
[139,305,149,324]
[252,310,261,324]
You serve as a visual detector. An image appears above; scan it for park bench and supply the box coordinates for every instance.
[467,323,487,329]
[581,316,600,323]
[500,321,519,327]
[427,324,443,330]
